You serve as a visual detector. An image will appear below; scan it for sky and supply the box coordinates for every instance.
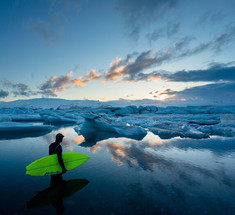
[0,0,235,104]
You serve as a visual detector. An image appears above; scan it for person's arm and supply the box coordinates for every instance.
[57,152,67,173]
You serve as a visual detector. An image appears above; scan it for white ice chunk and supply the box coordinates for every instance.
[79,113,147,137]
[112,106,138,116]
[149,123,209,139]
[188,115,220,125]
[40,112,78,124]
[198,125,235,137]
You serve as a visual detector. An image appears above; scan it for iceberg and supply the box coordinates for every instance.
[9,114,43,122]
[0,122,53,132]
[0,122,53,139]
[75,113,147,141]
[40,112,78,124]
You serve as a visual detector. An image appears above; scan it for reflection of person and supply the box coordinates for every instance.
[49,133,67,187]
[51,180,66,215]
[27,179,90,215]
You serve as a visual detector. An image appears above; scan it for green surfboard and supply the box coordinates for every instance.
[26,152,89,176]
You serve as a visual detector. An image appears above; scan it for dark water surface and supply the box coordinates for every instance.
[0,125,235,215]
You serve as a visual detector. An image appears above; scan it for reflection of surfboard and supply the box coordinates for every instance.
[27,179,89,209]
[26,152,90,176]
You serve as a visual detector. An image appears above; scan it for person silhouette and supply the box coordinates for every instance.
[49,133,67,186]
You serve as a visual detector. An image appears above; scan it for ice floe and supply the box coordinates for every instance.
[9,114,43,122]
[0,122,52,132]
[40,112,79,124]
[74,113,147,141]
[0,122,53,139]
[1,100,235,139]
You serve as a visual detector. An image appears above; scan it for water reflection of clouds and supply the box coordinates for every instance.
[42,127,235,189]
[88,133,235,189]
[43,126,85,152]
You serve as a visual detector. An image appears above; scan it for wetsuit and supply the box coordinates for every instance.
[49,142,62,155]
[49,142,64,187]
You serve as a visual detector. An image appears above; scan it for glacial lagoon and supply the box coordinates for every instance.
[1,123,235,215]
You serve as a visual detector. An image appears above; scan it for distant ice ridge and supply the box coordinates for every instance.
[1,98,235,139]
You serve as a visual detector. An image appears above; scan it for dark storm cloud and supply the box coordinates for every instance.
[115,0,180,39]
[0,90,9,98]
[162,82,235,102]
[158,63,235,82]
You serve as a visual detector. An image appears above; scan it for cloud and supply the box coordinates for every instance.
[72,69,101,87]
[0,90,9,98]
[157,63,235,82]
[146,21,181,43]
[23,0,80,42]
[0,68,101,99]
[29,19,54,42]
[161,82,235,103]
[71,77,86,88]
[115,0,180,39]
[104,37,195,82]
[1,81,35,97]
[212,26,235,52]
[104,50,171,82]
[195,11,225,27]
[84,69,101,82]
[11,83,36,97]
[39,72,73,97]
[39,70,101,97]
[104,25,235,83]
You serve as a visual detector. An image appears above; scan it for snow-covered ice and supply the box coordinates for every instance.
[1,98,235,140]
[40,112,79,124]
[74,113,147,139]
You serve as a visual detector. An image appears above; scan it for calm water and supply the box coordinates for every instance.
[1,125,235,215]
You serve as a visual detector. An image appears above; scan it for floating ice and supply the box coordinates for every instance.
[75,113,147,140]
[9,114,42,122]
[40,112,78,124]
[0,122,53,132]
[1,102,235,139]
[0,122,53,139]
[0,114,11,122]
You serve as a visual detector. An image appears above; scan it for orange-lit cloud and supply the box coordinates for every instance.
[39,70,101,97]
[71,77,86,87]
[72,135,85,145]
[72,69,101,87]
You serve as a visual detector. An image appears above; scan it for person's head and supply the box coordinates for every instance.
[56,133,64,143]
